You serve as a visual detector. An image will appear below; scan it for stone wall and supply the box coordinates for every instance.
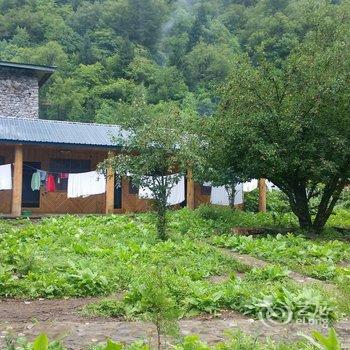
[0,69,39,119]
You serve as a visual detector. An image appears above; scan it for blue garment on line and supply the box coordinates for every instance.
[38,170,47,182]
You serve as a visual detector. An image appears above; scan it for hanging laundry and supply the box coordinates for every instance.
[211,186,230,206]
[60,173,69,179]
[31,171,41,191]
[46,174,56,192]
[243,179,258,192]
[243,179,278,192]
[211,184,244,206]
[138,174,185,206]
[38,170,47,183]
[0,164,12,190]
[167,175,185,206]
[67,171,106,198]
[138,177,154,200]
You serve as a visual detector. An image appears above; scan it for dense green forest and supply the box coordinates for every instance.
[0,0,344,123]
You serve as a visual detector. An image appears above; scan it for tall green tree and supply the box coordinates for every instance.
[215,1,350,232]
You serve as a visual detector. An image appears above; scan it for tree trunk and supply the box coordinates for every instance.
[286,184,313,231]
[156,203,167,241]
[312,177,346,234]
[225,183,237,209]
[156,320,162,350]
[154,177,168,241]
[297,211,313,231]
[282,177,346,234]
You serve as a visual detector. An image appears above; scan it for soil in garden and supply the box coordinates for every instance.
[1,294,350,350]
[0,297,107,323]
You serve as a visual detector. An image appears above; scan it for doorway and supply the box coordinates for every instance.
[22,162,41,208]
[114,177,122,209]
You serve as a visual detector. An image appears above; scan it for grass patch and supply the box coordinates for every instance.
[0,214,246,298]
[84,275,337,324]
[209,232,350,283]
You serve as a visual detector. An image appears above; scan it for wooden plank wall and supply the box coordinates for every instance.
[121,178,152,213]
[194,183,211,207]
[0,144,109,215]
[0,145,14,214]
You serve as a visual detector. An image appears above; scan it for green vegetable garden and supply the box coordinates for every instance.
[1,205,350,349]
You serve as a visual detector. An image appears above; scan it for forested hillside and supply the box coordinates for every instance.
[0,0,344,123]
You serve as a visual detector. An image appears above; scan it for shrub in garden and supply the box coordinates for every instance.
[244,189,291,214]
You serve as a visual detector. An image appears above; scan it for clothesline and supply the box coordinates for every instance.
[22,163,61,175]
[1,162,243,206]
[21,163,102,176]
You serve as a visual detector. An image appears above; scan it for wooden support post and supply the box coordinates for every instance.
[258,178,267,213]
[105,152,115,214]
[187,170,195,210]
[11,144,23,217]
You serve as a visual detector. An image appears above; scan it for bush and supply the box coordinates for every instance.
[196,205,236,222]
[335,188,350,210]
[244,189,291,214]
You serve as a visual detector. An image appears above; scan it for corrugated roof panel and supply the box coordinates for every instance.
[0,117,127,148]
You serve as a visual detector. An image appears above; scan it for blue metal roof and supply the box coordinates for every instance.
[0,117,128,148]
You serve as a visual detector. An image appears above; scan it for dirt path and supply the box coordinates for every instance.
[218,247,335,286]
[1,309,349,349]
[0,298,105,323]
[1,298,350,349]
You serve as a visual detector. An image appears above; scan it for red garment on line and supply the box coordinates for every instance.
[46,175,56,192]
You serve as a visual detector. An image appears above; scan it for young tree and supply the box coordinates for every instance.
[214,2,350,233]
[138,266,180,350]
[194,121,246,208]
[100,100,199,240]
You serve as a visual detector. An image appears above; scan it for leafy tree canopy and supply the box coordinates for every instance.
[2,0,341,122]
[213,0,350,232]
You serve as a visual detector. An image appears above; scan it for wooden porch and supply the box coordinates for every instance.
[0,143,203,217]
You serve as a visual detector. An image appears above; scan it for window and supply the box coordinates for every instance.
[49,158,91,191]
[200,184,212,196]
[0,156,5,165]
[129,178,139,195]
